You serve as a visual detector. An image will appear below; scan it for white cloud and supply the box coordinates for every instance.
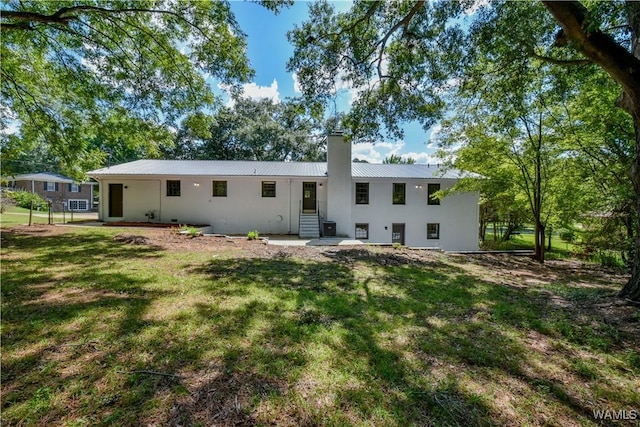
[218,79,281,108]
[403,151,441,165]
[433,77,461,96]
[351,139,439,164]
[292,72,301,94]
[427,124,442,148]
[240,79,281,104]
[1,121,20,135]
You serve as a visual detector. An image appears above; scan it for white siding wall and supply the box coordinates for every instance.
[100,176,327,235]
[351,179,480,251]
[327,133,352,236]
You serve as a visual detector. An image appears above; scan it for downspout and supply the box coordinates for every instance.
[31,180,34,193]
[158,179,162,222]
[288,178,292,233]
[98,180,103,220]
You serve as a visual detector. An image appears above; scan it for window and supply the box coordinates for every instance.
[393,183,406,204]
[212,180,227,197]
[355,182,369,204]
[355,223,369,239]
[262,181,276,197]
[45,182,57,192]
[69,183,80,192]
[68,199,88,211]
[427,223,440,239]
[167,180,181,197]
[428,183,441,205]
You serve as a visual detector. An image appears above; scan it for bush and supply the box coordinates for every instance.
[559,229,575,243]
[247,230,259,240]
[7,190,49,211]
[179,225,202,238]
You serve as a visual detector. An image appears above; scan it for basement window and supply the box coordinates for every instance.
[427,223,440,239]
[68,199,88,211]
[355,223,369,239]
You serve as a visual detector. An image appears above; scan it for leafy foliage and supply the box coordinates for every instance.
[163,98,325,161]
[6,189,49,211]
[383,154,415,164]
[287,1,468,141]
[0,0,277,178]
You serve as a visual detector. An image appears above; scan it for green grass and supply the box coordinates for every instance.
[1,206,97,227]
[1,227,638,426]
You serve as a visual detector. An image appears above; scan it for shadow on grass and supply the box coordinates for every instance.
[176,250,617,426]
[1,230,172,425]
[2,233,636,426]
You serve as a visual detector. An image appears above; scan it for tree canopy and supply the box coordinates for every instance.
[1,0,289,177]
[162,97,325,162]
[288,0,640,301]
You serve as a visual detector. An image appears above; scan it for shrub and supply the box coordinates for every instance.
[247,230,259,240]
[179,225,201,238]
[559,229,575,243]
[7,190,49,211]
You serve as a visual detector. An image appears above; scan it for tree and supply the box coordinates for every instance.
[164,98,325,161]
[540,1,640,300]
[383,154,416,164]
[1,0,289,178]
[288,0,640,301]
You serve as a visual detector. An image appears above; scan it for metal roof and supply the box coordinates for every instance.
[89,160,328,177]
[6,172,93,184]
[351,163,472,179]
[88,160,473,179]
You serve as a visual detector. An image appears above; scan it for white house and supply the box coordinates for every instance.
[88,133,480,250]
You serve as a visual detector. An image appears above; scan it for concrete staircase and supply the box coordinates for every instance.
[299,212,320,238]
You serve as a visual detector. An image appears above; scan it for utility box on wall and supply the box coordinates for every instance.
[323,221,336,237]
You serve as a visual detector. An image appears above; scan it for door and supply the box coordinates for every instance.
[109,183,123,217]
[302,182,317,213]
[392,223,405,245]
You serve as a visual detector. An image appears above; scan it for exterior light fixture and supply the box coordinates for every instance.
[415,185,423,189]
[193,182,200,187]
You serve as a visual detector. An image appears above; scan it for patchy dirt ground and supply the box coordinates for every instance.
[7,223,638,329]
[2,224,639,426]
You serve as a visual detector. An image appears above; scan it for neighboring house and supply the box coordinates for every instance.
[6,172,96,212]
[88,133,480,250]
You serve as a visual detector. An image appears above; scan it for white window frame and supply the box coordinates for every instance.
[70,183,81,192]
[68,199,89,211]
[45,182,56,191]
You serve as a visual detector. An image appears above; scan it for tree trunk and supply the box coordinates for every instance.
[619,121,640,300]
[541,0,640,301]
[539,222,546,262]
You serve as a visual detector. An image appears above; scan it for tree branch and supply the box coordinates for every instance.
[542,1,640,106]
[2,4,221,48]
[375,1,425,79]
[531,51,592,66]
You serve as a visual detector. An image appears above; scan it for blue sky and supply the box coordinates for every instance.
[213,1,440,164]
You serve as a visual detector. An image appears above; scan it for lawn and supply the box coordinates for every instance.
[1,224,639,426]
[0,206,98,227]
